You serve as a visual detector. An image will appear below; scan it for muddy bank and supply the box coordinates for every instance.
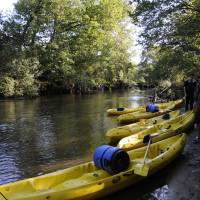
[103,127,200,200]
[166,127,200,200]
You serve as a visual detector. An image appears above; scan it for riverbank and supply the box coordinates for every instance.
[166,127,200,200]
[0,84,133,98]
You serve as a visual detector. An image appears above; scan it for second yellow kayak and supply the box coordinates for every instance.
[117,99,183,124]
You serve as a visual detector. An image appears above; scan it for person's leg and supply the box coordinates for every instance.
[185,95,190,111]
[198,123,200,138]
[193,124,200,143]
[190,95,194,110]
[193,106,200,143]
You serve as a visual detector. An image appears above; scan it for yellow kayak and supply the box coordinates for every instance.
[0,134,186,200]
[106,99,182,116]
[107,106,145,116]
[118,110,194,151]
[118,99,183,124]
[106,110,180,144]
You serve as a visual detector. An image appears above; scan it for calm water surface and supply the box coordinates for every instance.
[0,89,172,199]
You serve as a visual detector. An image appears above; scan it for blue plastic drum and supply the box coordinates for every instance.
[146,104,159,113]
[93,145,130,174]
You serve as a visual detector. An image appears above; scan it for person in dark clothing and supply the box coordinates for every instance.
[184,74,196,111]
[193,76,200,143]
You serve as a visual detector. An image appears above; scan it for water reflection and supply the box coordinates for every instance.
[0,143,22,184]
[36,115,56,161]
[152,185,169,199]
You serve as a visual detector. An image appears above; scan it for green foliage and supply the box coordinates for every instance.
[0,0,136,97]
[130,0,200,86]
[0,57,40,97]
[11,57,40,97]
[0,77,15,97]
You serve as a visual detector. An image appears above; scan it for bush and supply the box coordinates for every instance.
[0,77,15,97]
[0,57,40,97]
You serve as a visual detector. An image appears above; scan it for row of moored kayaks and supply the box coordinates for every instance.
[0,99,195,200]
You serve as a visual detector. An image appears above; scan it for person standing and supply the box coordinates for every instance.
[184,74,196,111]
[193,76,200,143]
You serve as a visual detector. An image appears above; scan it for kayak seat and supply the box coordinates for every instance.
[28,179,51,191]
[81,171,109,180]
[53,171,109,189]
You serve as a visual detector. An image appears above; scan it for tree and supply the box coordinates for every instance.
[129,0,200,85]
[0,0,136,96]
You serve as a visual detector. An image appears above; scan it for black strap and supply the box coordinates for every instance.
[0,192,8,200]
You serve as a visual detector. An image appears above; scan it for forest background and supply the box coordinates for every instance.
[0,0,199,97]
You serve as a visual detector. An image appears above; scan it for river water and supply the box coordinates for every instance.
[0,89,172,199]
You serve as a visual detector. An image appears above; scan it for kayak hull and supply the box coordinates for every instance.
[0,134,186,200]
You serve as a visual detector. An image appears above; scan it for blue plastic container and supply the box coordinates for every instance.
[93,145,130,174]
[146,104,159,113]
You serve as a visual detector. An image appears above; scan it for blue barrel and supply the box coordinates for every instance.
[146,104,159,113]
[146,104,151,112]
[93,145,130,174]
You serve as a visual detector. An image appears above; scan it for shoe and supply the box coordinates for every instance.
[192,136,200,144]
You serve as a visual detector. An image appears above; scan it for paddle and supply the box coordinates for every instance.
[134,133,160,176]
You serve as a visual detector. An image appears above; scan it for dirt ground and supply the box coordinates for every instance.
[166,128,200,200]
[103,127,200,200]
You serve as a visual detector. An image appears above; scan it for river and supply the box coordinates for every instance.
[0,89,177,199]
